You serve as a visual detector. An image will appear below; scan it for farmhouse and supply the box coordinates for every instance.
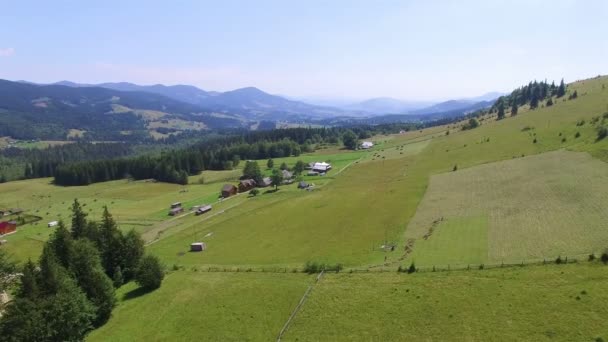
[0,221,16,235]
[238,179,256,193]
[361,141,374,149]
[195,205,212,216]
[221,184,237,198]
[47,221,58,228]
[168,207,184,216]
[190,242,206,252]
[282,170,294,184]
[258,177,272,187]
[312,162,332,172]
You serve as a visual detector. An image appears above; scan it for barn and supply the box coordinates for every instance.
[0,221,17,235]
[221,184,237,198]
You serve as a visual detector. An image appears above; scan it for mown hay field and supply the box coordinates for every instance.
[405,150,608,266]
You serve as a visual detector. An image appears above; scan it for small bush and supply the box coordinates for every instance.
[555,256,563,264]
[453,165,458,172]
[601,252,608,264]
[533,138,538,144]
[250,188,260,197]
[407,262,416,274]
[135,255,165,290]
[596,127,608,141]
[589,254,596,261]
[575,131,581,138]
[561,137,566,143]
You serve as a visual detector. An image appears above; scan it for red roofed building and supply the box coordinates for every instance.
[0,221,17,235]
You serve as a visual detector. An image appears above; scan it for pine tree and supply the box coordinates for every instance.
[497,100,505,120]
[17,260,39,299]
[70,239,116,327]
[267,158,274,169]
[511,101,518,116]
[557,79,566,98]
[70,199,88,239]
[47,221,74,269]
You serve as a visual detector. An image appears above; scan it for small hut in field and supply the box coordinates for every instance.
[221,184,237,198]
[190,242,206,252]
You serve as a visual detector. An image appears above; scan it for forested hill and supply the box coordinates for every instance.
[0,79,243,141]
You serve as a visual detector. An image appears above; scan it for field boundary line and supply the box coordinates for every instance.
[277,270,324,341]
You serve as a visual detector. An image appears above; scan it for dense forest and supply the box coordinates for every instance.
[51,124,418,186]
[0,201,164,341]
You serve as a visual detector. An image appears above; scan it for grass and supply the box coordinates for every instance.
[285,263,608,341]
[4,76,608,340]
[405,150,608,266]
[88,272,312,342]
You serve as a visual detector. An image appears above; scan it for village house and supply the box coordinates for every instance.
[312,162,332,173]
[0,221,17,235]
[221,184,237,198]
[238,179,256,193]
[361,141,374,149]
[282,170,294,184]
[258,177,273,187]
[48,221,58,228]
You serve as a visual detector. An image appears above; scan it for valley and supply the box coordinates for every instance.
[2,75,608,340]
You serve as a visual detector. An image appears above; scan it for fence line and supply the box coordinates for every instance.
[276,270,324,342]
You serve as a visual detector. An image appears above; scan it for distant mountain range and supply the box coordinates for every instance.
[1,79,501,141]
[51,81,351,121]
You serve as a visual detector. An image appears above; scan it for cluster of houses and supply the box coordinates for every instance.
[221,169,296,198]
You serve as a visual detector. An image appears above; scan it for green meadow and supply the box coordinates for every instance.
[2,76,608,340]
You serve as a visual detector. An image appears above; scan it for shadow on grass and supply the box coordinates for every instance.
[122,286,155,301]
[263,188,280,194]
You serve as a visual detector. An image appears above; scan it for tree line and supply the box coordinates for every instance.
[51,125,413,186]
[0,200,164,341]
[492,79,567,120]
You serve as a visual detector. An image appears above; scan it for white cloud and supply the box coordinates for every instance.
[0,48,15,57]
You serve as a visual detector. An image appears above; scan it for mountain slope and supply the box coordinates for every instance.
[54,81,213,105]
[0,79,243,140]
[406,99,493,115]
[346,97,434,114]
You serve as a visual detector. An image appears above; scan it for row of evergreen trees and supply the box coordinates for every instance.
[493,79,567,120]
[50,126,392,186]
[0,200,164,341]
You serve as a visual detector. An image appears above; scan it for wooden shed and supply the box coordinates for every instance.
[221,184,237,198]
[190,242,206,252]
[168,207,184,216]
[195,205,212,216]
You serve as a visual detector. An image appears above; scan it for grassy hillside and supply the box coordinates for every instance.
[285,263,608,341]
[3,76,608,341]
[88,272,312,341]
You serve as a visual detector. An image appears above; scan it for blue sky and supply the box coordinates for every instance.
[1,0,606,101]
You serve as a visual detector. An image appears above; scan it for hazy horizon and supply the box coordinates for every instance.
[1,0,606,101]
